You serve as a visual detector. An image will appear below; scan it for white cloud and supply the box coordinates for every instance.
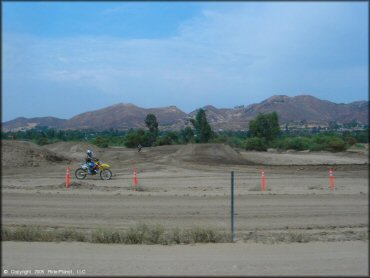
[3,2,368,114]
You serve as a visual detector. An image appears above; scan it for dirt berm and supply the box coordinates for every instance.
[43,141,102,161]
[3,140,368,168]
[1,140,69,168]
[45,142,252,165]
[172,143,252,165]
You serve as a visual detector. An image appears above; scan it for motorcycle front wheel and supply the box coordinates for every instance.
[75,168,87,180]
[100,169,112,180]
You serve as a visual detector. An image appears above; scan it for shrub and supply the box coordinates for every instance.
[55,228,86,242]
[123,223,166,244]
[326,137,347,152]
[171,227,182,244]
[210,134,228,144]
[311,135,347,152]
[308,142,324,151]
[35,137,49,146]
[227,137,245,148]
[344,136,357,146]
[245,137,268,151]
[124,129,151,148]
[274,137,310,151]
[272,134,350,152]
[2,226,54,242]
[189,226,218,243]
[91,136,109,148]
[92,228,124,244]
[155,132,179,146]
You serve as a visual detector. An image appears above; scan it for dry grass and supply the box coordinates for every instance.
[248,184,271,192]
[308,184,324,190]
[242,231,311,243]
[1,226,86,242]
[91,224,231,244]
[241,229,368,244]
[2,224,231,245]
[128,184,149,192]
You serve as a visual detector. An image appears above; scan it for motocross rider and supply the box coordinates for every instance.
[85,150,98,174]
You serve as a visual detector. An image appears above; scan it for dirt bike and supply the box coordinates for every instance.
[75,160,112,180]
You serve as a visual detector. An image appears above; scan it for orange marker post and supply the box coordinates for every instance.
[261,168,266,192]
[329,168,335,191]
[133,168,138,191]
[66,166,71,189]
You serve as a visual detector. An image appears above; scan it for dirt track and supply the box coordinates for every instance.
[2,192,368,241]
[2,241,368,276]
[1,141,369,275]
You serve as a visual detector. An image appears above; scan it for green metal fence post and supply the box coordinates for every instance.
[231,171,235,242]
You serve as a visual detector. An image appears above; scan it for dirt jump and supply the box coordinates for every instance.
[1,140,368,276]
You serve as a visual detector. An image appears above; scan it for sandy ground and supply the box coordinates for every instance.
[2,241,368,276]
[1,141,369,276]
[2,192,368,240]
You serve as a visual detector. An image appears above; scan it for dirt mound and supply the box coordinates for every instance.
[2,140,69,168]
[173,143,251,165]
[239,150,369,165]
[43,141,101,161]
[34,181,122,191]
[52,181,98,190]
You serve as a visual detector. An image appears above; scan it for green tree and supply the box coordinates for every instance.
[155,132,179,146]
[273,137,311,151]
[190,109,213,143]
[92,136,109,148]
[248,112,281,141]
[245,137,268,151]
[180,127,194,143]
[145,114,159,145]
[342,131,357,146]
[46,128,56,139]
[57,130,66,141]
[328,121,339,130]
[35,136,48,145]
[124,129,151,148]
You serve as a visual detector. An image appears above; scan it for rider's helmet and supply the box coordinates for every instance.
[86,149,93,157]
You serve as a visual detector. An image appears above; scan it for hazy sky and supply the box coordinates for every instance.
[2,2,368,121]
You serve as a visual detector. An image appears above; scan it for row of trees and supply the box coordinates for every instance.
[2,110,368,152]
[123,109,213,148]
[244,112,364,152]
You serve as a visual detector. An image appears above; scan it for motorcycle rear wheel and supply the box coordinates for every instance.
[100,169,112,180]
[75,168,87,180]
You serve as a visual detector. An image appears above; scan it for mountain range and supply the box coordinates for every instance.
[3,95,368,132]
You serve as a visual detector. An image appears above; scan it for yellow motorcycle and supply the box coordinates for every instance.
[75,160,112,180]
